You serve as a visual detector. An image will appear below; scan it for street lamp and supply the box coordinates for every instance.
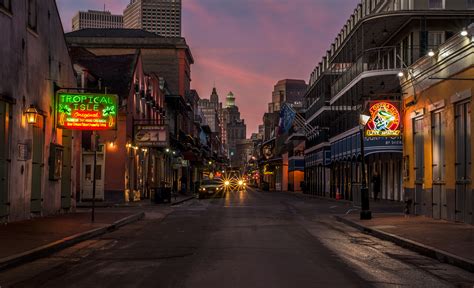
[25,105,39,125]
[359,113,372,220]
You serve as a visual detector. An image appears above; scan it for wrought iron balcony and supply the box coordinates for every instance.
[331,46,403,98]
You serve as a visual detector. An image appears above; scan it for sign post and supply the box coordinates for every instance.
[91,131,97,222]
[56,92,118,222]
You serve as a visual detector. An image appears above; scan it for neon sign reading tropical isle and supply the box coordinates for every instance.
[365,102,401,137]
[57,93,118,130]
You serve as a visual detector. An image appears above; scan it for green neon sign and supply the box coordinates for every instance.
[56,93,118,130]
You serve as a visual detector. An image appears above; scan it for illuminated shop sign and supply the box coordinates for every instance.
[365,102,401,137]
[56,93,118,130]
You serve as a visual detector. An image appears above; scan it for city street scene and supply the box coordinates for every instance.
[0,0,473,287]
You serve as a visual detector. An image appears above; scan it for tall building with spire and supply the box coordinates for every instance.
[221,91,246,166]
[210,86,219,104]
[198,86,221,134]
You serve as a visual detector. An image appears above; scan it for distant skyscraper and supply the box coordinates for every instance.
[198,87,221,133]
[123,0,181,37]
[72,10,123,31]
[270,79,307,112]
[225,91,235,108]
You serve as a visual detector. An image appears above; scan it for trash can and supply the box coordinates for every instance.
[163,187,172,203]
[153,187,163,204]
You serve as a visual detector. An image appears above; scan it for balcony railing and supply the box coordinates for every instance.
[331,46,403,97]
[306,129,330,148]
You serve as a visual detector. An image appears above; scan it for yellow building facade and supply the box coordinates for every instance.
[401,31,474,224]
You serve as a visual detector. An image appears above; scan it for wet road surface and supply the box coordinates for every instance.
[1,188,473,287]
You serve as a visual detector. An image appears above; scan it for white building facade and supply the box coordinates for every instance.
[124,0,181,37]
[72,10,123,31]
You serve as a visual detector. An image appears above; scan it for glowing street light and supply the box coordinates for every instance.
[25,106,39,125]
[359,114,370,126]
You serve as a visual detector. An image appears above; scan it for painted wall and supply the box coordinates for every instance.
[402,34,474,223]
[0,0,77,222]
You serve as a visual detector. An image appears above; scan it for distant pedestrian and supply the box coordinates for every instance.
[372,171,381,201]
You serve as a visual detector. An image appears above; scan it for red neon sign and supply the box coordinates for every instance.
[365,102,401,137]
[57,93,118,130]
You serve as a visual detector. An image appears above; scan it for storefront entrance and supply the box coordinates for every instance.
[81,147,105,201]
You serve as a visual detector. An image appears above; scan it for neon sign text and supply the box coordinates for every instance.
[57,93,118,130]
[365,102,401,137]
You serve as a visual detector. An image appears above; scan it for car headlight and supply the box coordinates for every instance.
[238,180,243,185]
[201,187,206,191]
[224,181,230,186]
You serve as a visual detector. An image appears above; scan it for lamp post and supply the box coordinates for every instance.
[359,114,372,220]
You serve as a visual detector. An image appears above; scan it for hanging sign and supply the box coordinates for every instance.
[365,102,401,137]
[56,93,118,130]
[134,125,168,147]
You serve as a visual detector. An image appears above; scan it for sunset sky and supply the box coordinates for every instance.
[57,0,360,136]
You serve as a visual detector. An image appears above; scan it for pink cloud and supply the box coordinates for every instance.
[57,0,361,135]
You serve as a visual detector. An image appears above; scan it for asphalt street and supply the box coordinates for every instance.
[1,188,473,288]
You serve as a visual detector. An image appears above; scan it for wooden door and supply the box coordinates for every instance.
[31,119,44,213]
[61,131,72,209]
[0,101,9,217]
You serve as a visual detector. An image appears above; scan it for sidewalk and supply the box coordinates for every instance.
[77,193,195,208]
[0,210,144,271]
[336,213,474,272]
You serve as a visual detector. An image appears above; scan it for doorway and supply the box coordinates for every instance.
[413,117,424,215]
[31,117,45,213]
[455,101,471,223]
[431,110,447,219]
[61,131,73,209]
[81,147,105,201]
[0,101,10,217]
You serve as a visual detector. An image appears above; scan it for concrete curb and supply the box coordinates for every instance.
[171,196,195,206]
[335,215,474,273]
[0,212,145,272]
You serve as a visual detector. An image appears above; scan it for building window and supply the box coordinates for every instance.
[429,0,444,9]
[0,0,11,12]
[27,0,37,31]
